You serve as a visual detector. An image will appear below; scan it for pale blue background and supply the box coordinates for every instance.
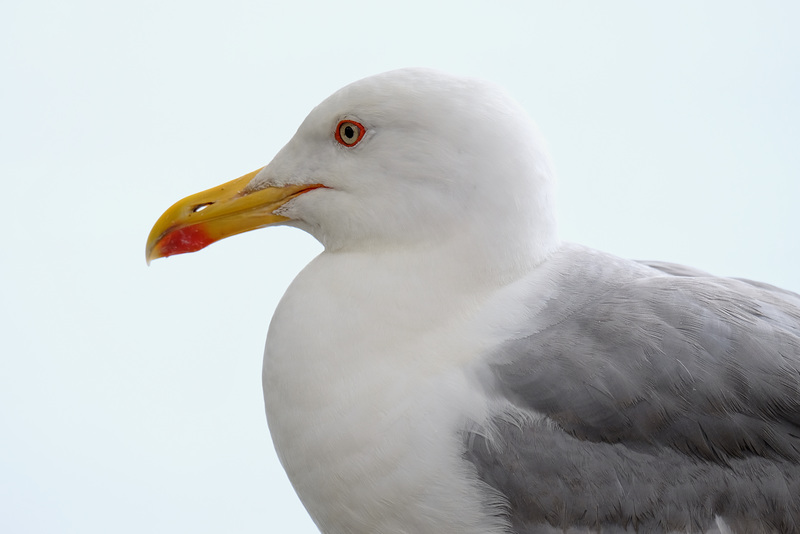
[3,1,799,532]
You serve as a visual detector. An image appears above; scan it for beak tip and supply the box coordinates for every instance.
[145,236,161,266]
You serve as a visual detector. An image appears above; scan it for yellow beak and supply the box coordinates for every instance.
[146,167,324,264]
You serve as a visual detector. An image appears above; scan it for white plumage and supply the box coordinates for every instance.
[149,68,800,533]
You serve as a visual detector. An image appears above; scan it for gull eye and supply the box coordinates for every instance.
[335,120,366,147]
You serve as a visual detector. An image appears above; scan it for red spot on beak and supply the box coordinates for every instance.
[157,225,215,258]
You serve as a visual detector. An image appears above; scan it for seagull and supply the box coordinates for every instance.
[146,68,800,533]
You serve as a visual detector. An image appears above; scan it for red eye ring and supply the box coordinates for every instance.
[335,120,366,147]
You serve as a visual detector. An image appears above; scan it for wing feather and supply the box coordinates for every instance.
[464,247,800,533]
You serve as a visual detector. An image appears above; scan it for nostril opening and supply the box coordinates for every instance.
[193,202,213,213]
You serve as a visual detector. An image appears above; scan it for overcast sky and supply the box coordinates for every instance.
[3,2,799,533]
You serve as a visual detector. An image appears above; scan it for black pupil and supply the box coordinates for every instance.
[344,124,355,140]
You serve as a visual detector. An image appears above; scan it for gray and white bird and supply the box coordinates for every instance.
[147,68,800,534]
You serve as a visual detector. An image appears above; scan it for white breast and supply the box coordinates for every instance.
[262,249,511,534]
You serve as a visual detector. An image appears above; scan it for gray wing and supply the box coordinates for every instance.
[464,248,800,534]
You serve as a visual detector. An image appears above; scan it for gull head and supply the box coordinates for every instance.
[146,68,559,269]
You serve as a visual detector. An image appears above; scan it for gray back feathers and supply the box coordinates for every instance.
[463,246,800,533]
